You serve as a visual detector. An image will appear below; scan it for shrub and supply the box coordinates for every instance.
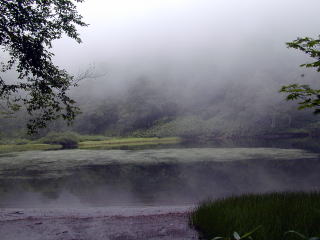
[190,192,320,240]
[40,131,79,148]
[14,139,31,145]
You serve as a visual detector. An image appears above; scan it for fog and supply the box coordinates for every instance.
[53,0,319,76]
[2,0,320,138]
[49,0,320,109]
[2,4,320,238]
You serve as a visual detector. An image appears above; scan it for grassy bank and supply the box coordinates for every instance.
[0,143,61,153]
[190,192,320,240]
[0,137,181,153]
[79,137,180,149]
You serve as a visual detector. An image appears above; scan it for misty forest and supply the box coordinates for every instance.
[1,0,320,240]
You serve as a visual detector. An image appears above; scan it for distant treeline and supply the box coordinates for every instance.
[1,72,319,140]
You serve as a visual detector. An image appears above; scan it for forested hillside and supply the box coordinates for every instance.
[1,61,319,140]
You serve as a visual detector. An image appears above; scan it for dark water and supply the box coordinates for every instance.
[0,138,319,208]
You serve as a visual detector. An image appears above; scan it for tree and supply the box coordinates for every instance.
[0,0,87,133]
[280,36,320,113]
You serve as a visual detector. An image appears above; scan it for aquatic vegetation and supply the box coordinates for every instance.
[0,148,317,171]
[190,192,320,240]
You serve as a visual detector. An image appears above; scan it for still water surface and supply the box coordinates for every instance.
[0,139,319,208]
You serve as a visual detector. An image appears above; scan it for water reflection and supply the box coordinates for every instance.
[0,138,319,208]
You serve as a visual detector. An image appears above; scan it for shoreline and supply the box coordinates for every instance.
[0,206,197,240]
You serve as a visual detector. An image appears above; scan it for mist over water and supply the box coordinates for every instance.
[1,140,320,208]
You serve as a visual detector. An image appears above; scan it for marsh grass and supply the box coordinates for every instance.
[190,192,320,240]
[0,143,60,153]
[78,135,111,142]
[79,137,180,149]
[0,138,31,145]
[0,136,180,153]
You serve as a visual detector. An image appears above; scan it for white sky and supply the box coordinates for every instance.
[52,0,320,75]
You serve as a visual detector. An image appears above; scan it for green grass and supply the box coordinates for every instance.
[0,143,61,153]
[79,137,180,149]
[0,137,180,152]
[190,192,320,240]
[78,135,111,142]
[0,138,31,145]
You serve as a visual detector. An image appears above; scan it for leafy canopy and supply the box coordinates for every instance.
[280,36,320,113]
[0,0,87,133]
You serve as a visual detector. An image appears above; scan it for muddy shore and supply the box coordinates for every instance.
[0,206,198,240]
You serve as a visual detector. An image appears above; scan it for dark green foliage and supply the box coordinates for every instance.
[190,192,320,240]
[280,84,320,114]
[287,37,320,71]
[0,0,87,133]
[281,36,320,113]
[40,131,79,148]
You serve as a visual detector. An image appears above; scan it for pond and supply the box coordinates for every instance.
[0,138,320,208]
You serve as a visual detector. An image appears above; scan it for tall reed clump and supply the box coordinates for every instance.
[189,192,320,240]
